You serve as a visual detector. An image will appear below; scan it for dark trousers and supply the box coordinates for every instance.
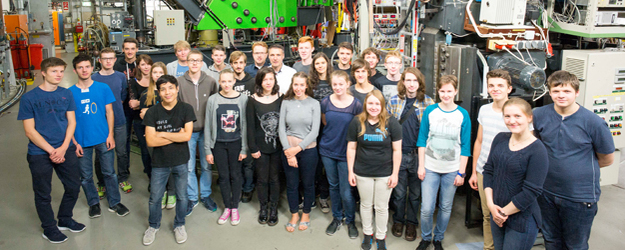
[256,151,281,206]
[242,156,255,193]
[315,156,330,200]
[538,192,598,250]
[491,216,539,250]
[282,147,317,214]
[213,140,243,209]
[133,120,152,177]
[27,145,81,233]
[392,151,421,225]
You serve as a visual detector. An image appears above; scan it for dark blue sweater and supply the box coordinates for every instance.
[483,132,549,233]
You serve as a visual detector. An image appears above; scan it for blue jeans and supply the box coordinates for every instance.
[392,151,420,225]
[133,120,151,177]
[538,192,598,250]
[187,131,211,201]
[242,156,255,193]
[282,147,317,214]
[321,156,355,224]
[94,125,129,184]
[27,145,81,233]
[79,142,121,207]
[420,169,457,241]
[149,164,188,229]
[491,216,539,250]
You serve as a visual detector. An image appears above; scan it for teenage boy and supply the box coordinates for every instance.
[93,47,132,194]
[533,70,614,250]
[206,45,232,81]
[292,36,315,74]
[167,40,209,78]
[230,51,256,202]
[361,47,384,84]
[177,49,219,215]
[244,41,270,77]
[18,58,85,243]
[334,42,353,74]
[386,68,435,242]
[142,75,195,245]
[268,44,297,94]
[374,51,403,101]
[468,69,513,250]
[69,54,130,218]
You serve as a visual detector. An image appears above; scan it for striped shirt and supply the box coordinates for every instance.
[476,103,509,174]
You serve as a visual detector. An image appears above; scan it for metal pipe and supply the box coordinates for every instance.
[358,0,370,54]
[132,0,147,43]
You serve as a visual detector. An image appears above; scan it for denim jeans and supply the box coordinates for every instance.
[27,145,81,233]
[420,169,458,241]
[187,131,212,201]
[94,125,130,185]
[538,192,598,250]
[321,156,355,224]
[213,140,243,209]
[133,120,151,177]
[491,215,539,250]
[149,164,188,229]
[282,147,317,214]
[392,151,421,225]
[242,156,255,193]
[79,142,121,207]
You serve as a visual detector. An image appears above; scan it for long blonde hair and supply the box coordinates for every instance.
[357,90,389,136]
[146,62,167,106]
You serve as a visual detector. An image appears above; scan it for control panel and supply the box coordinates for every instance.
[110,12,134,31]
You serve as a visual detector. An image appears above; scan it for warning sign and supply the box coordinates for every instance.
[63,2,69,11]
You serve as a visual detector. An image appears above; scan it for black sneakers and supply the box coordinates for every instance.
[326,218,343,235]
[347,222,359,239]
[88,204,101,218]
[416,239,432,250]
[108,203,130,216]
[241,191,253,203]
[433,240,444,250]
[42,230,68,244]
[361,234,373,250]
[376,238,387,250]
[58,219,86,233]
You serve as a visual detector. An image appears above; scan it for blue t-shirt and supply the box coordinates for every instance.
[175,64,189,78]
[319,96,363,161]
[69,81,116,147]
[91,71,127,127]
[417,103,471,173]
[18,87,77,155]
[533,104,615,203]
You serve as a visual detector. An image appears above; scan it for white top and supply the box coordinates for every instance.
[275,65,297,94]
[476,103,509,173]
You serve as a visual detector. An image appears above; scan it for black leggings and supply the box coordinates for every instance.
[213,140,243,209]
[255,151,281,206]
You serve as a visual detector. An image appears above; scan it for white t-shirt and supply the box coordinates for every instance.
[476,103,509,173]
[275,65,297,94]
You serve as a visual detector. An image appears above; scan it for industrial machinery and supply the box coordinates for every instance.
[545,0,625,37]
[562,49,625,185]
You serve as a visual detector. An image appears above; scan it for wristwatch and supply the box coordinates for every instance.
[457,171,466,178]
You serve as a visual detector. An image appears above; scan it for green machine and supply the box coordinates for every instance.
[195,0,332,30]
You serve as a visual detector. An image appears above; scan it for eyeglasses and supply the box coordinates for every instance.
[189,59,203,64]
[101,58,116,61]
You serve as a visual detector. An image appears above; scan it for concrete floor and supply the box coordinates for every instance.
[0,51,624,250]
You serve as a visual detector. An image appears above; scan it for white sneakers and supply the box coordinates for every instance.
[142,226,187,245]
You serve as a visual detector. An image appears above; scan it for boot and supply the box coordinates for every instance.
[267,203,279,226]
[258,204,268,224]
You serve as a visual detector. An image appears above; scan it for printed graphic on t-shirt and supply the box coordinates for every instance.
[258,111,279,147]
[34,96,72,114]
[364,128,387,142]
[221,110,240,132]
[155,119,181,132]
[426,117,460,161]
[382,85,398,102]
[234,85,251,97]
[80,99,98,115]
[314,86,333,101]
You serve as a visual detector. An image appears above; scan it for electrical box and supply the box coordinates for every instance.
[562,49,625,185]
[110,12,134,31]
[109,31,136,51]
[154,10,185,46]
[479,0,527,25]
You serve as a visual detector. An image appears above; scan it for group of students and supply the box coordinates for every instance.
[18,35,614,250]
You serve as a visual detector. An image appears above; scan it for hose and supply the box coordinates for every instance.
[0,78,26,114]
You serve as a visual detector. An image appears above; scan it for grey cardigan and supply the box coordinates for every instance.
[166,60,209,76]
[204,92,249,156]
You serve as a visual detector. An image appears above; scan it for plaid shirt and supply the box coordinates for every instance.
[386,94,435,122]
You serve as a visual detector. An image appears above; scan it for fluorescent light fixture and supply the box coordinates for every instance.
[114,2,124,7]
[82,1,92,6]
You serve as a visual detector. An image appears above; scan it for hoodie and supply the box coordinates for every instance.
[233,72,255,97]
[177,71,219,132]
[206,63,232,82]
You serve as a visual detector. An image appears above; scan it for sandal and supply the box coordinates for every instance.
[285,222,297,232]
[298,221,310,231]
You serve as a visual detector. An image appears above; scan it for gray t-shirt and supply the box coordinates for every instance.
[278,97,321,150]
[349,84,380,105]
[292,61,311,74]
